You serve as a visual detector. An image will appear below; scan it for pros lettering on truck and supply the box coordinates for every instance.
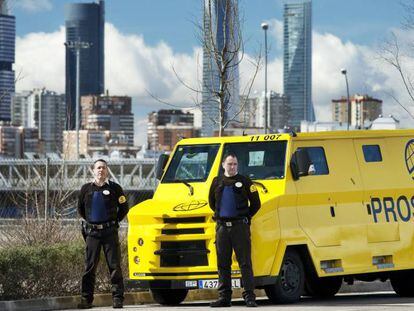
[370,196,414,223]
[127,130,414,305]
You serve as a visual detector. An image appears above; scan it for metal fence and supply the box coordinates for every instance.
[0,158,157,218]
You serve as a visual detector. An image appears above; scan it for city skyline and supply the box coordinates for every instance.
[6,0,414,145]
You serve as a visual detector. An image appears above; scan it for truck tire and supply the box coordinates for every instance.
[391,270,414,297]
[265,249,304,304]
[150,288,188,305]
[304,276,342,297]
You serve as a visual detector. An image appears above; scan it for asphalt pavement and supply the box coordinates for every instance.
[62,292,414,311]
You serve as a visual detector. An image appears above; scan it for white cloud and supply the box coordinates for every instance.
[15,21,414,147]
[15,27,65,92]
[13,0,52,12]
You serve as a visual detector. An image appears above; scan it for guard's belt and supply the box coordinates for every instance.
[216,217,249,227]
[85,220,117,230]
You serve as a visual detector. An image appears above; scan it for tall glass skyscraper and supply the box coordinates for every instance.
[0,0,15,123]
[201,0,240,137]
[283,0,314,129]
[65,0,104,130]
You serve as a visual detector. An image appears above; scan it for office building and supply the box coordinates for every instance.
[332,94,382,129]
[0,125,38,158]
[65,0,104,130]
[201,0,240,136]
[283,0,313,129]
[256,91,289,131]
[0,0,15,123]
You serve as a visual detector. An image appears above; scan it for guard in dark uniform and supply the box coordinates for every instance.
[209,153,261,308]
[77,159,129,309]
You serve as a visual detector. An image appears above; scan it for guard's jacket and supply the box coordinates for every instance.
[209,174,261,220]
[78,180,129,224]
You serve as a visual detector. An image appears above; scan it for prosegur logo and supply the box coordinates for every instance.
[173,200,208,212]
[405,139,414,179]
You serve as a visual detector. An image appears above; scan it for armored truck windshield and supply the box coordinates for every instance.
[162,144,220,183]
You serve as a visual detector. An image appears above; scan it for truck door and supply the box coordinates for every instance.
[294,141,341,247]
[353,139,400,243]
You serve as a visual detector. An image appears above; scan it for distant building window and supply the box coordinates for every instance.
[362,145,382,162]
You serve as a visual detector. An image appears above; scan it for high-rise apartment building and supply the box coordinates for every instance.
[65,0,104,130]
[63,94,136,159]
[0,0,15,123]
[283,0,313,129]
[148,109,198,151]
[80,94,134,145]
[332,94,382,129]
[201,0,240,136]
[13,89,66,153]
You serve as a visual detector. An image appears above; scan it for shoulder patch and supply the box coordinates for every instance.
[250,184,257,193]
[118,195,127,204]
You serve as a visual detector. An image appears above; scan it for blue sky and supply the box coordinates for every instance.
[13,0,403,54]
[10,0,414,145]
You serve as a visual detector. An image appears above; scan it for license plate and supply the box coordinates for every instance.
[198,278,241,289]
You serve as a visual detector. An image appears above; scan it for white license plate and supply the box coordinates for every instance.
[198,278,241,289]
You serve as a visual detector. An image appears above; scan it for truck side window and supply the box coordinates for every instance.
[301,147,329,175]
[362,145,382,162]
[222,141,287,180]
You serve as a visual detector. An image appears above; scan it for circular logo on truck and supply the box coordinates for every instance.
[405,139,414,178]
[173,200,208,212]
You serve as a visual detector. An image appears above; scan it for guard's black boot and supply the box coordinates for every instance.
[77,298,93,309]
[245,300,258,307]
[210,298,231,307]
[113,297,123,308]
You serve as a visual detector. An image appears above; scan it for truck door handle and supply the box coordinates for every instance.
[330,206,335,217]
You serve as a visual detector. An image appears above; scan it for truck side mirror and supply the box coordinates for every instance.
[290,148,312,180]
[155,154,169,180]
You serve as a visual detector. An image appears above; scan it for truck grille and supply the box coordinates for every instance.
[155,240,209,267]
[163,217,205,224]
[161,228,204,235]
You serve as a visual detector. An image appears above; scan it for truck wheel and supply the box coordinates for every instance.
[150,288,188,305]
[265,249,304,304]
[304,276,342,297]
[391,270,414,297]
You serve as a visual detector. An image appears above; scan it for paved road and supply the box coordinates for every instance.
[65,292,414,310]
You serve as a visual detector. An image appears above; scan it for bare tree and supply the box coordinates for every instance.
[198,0,261,136]
[149,0,261,137]
[379,1,414,119]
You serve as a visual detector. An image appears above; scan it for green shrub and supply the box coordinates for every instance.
[0,237,129,300]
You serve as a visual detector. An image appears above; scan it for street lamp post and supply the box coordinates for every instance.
[340,68,351,130]
[64,40,91,159]
[261,22,269,134]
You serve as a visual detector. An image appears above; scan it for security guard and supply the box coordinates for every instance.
[77,159,129,309]
[209,153,261,308]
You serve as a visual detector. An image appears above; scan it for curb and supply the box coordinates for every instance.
[0,282,392,311]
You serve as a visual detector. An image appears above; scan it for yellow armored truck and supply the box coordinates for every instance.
[127,130,414,304]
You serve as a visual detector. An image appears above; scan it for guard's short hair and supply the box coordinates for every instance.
[92,158,108,169]
[222,152,237,163]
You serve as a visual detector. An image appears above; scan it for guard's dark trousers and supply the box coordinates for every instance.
[215,222,255,301]
[81,229,124,303]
